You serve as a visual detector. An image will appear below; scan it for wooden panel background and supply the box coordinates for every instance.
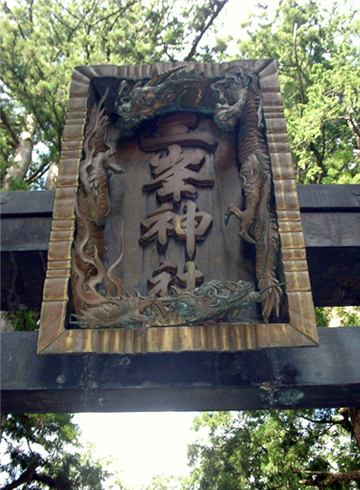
[38,60,318,355]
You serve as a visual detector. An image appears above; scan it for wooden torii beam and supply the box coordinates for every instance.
[1,185,360,413]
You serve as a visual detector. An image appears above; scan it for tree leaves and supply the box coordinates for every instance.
[0,414,112,489]
[186,410,360,489]
[0,0,228,188]
[237,0,360,183]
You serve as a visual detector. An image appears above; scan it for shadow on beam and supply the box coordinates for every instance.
[1,328,359,413]
[1,185,360,310]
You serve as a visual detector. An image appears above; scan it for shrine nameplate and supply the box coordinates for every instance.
[38,60,318,354]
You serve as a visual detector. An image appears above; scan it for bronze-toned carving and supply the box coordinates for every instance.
[161,279,277,325]
[211,68,250,131]
[72,91,125,313]
[148,260,177,297]
[221,69,282,321]
[139,203,176,249]
[71,63,283,333]
[139,113,216,295]
[175,261,205,292]
[116,66,209,130]
[178,201,213,261]
[39,61,318,355]
[142,144,215,203]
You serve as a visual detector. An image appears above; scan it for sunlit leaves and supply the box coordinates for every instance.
[236,0,360,183]
[0,414,111,489]
[0,0,227,188]
[186,409,360,490]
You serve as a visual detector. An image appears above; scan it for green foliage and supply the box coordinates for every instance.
[1,0,358,188]
[315,306,330,327]
[186,410,360,490]
[337,307,360,327]
[314,306,360,327]
[139,474,184,490]
[0,414,112,489]
[328,307,360,327]
[2,311,40,331]
[237,0,360,184]
[7,180,31,191]
[0,0,228,188]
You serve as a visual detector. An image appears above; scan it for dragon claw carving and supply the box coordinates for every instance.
[259,277,283,321]
[72,64,284,334]
[225,205,257,244]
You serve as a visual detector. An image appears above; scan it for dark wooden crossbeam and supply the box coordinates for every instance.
[1,328,359,413]
[1,185,360,310]
[1,185,360,413]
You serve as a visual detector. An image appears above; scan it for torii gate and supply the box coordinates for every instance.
[1,60,360,413]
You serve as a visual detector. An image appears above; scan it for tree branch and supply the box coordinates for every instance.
[341,407,360,452]
[298,469,360,487]
[299,413,353,433]
[107,0,138,34]
[2,4,27,40]
[33,473,73,490]
[53,0,84,22]
[25,157,53,184]
[348,115,360,149]
[299,414,340,425]
[0,107,19,147]
[89,0,138,28]
[310,138,327,183]
[51,8,90,63]
[292,22,307,106]
[0,458,39,490]
[184,0,228,61]
[3,114,36,189]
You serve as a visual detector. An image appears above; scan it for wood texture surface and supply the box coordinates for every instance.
[1,64,359,356]
[1,328,359,413]
[2,187,358,311]
[36,60,319,354]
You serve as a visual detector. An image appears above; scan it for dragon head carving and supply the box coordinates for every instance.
[115,66,186,130]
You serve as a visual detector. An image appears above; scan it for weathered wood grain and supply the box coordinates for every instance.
[1,328,359,413]
[1,186,359,310]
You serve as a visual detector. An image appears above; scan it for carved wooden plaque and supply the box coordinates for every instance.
[38,60,318,354]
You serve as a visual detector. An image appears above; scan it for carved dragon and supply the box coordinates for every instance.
[78,88,125,225]
[72,90,125,312]
[211,67,253,131]
[72,196,167,332]
[72,64,283,332]
[72,268,281,335]
[221,69,282,320]
[116,66,194,130]
[161,279,280,326]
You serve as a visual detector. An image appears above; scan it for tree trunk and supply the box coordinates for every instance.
[349,407,360,452]
[3,114,35,189]
[0,312,16,332]
[299,469,360,487]
[45,162,59,189]
[0,458,39,490]
[348,116,360,150]
[0,414,7,443]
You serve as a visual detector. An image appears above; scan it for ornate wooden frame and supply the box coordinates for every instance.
[38,60,318,354]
